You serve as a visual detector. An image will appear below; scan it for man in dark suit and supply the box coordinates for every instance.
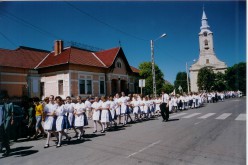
[160,91,170,122]
[0,96,14,157]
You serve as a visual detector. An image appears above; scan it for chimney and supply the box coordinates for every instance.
[54,40,63,55]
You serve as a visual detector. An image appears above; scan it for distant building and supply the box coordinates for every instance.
[190,9,227,92]
[0,41,139,98]
[0,47,48,97]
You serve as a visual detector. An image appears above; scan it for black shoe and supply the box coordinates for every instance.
[93,130,97,133]
[101,130,105,133]
[56,144,61,148]
[2,150,10,157]
[44,144,49,148]
[65,137,71,142]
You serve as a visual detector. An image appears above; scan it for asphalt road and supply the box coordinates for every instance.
[0,97,246,165]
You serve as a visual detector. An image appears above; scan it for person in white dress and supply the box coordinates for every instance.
[55,96,71,147]
[119,92,129,125]
[99,96,110,133]
[155,97,162,116]
[108,96,117,127]
[64,96,78,138]
[74,96,88,140]
[131,95,140,121]
[114,93,122,124]
[85,97,92,120]
[91,97,103,133]
[143,96,150,119]
[43,95,58,148]
[149,97,155,118]
[139,96,145,120]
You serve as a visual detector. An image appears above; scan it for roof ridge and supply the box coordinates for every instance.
[92,52,106,67]
[17,46,49,53]
[34,52,51,69]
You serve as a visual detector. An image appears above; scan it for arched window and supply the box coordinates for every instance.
[204,40,208,46]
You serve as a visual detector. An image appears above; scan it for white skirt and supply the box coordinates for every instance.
[68,113,74,127]
[101,110,109,123]
[155,104,160,111]
[115,107,121,116]
[93,110,101,121]
[56,116,66,132]
[44,116,55,131]
[110,109,115,120]
[74,115,85,127]
[133,107,139,114]
[140,106,144,113]
[144,106,149,114]
[121,105,127,114]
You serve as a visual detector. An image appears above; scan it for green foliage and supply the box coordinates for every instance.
[174,72,188,93]
[212,72,227,92]
[225,62,246,94]
[162,83,174,94]
[197,67,215,91]
[138,62,164,96]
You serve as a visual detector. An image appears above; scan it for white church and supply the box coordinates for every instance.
[190,9,227,92]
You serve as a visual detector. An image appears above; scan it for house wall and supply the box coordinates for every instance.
[0,66,41,97]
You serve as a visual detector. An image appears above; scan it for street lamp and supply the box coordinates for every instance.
[186,59,196,94]
[151,33,166,97]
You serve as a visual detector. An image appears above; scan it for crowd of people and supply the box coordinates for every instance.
[0,90,242,156]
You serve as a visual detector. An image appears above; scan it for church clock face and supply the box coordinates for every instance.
[203,31,208,37]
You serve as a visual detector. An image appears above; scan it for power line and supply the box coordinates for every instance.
[1,10,61,40]
[65,2,148,42]
[0,31,18,48]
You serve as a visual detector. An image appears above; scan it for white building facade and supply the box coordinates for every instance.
[190,9,227,92]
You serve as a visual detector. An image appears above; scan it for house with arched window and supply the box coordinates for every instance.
[35,40,139,98]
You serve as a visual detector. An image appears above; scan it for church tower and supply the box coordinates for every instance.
[190,9,227,92]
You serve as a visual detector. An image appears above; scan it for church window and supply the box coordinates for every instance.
[204,40,208,46]
[206,59,209,64]
[203,32,208,36]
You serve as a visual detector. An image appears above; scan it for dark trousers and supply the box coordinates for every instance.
[0,124,10,152]
[160,103,169,121]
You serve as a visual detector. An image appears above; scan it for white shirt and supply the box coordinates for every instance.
[85,100,92,110]
[161,93,169,103]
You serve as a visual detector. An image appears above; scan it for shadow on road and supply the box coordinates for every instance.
[0,146,38,159]
[167,119,180,122]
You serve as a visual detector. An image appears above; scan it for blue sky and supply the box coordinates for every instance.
[0,1,246,84]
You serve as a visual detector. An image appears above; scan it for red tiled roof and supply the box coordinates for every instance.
[0,47,48,69]
[94,47,120,67]
[36,47,120,69]
[130,66,140,73]
[70,47,106,67]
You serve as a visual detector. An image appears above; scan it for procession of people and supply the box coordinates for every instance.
[0,90,242,156]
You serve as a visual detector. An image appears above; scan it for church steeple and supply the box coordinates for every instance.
[200,9,210,30]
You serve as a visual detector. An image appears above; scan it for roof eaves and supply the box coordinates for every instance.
[109,47,120,67]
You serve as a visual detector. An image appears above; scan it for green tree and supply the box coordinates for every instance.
[162,83,174,94]
[138,62,164,96]
[225,62,246,94]
[212,72,227,91]
[197,67,215,91]
[174,72,188,94]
